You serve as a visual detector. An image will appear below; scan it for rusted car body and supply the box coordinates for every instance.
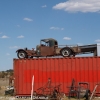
[16,38,97,59]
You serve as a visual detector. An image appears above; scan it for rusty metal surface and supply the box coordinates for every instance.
[36,78,62,99]
[40,46,55,56]
[16,38,97,59]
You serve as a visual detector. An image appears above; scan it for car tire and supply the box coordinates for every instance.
[60,48,71,57]
[17,51,27,59]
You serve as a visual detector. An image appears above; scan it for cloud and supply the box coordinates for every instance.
[23,18,33,22]
[42,5,47,8]
[61,28,64,30]
[0,35,9,38]
[95,39,100,42]
[63,37,71,40]
[6,53,10,56]
[50,27,64,30]
[17,25,20,27]
[53,0,100,13]
[9,46,20,49]
[17,35,24,38]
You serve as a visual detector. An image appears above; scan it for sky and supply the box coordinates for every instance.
[0,0,100,71]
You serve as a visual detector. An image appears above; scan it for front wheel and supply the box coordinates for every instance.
[17,51,27,59]
[60,48,71,57]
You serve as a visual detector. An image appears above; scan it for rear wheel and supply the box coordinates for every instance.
[17,51,27,59]
[60,48,71,57]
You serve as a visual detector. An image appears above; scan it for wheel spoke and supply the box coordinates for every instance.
[62,50,69,56]
[61,48,71,57]
[18,51,26,58]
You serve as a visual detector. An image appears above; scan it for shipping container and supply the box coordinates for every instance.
[13,57,100,96]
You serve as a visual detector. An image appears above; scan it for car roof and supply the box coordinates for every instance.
[41,38,57,42]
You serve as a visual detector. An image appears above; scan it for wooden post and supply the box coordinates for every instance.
[31,75,34,100]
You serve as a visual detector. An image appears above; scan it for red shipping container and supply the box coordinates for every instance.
[13,57,100,96]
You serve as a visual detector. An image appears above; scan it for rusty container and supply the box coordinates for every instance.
[13,57,100,96]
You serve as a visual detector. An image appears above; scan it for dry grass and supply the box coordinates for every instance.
[0,78,9,96]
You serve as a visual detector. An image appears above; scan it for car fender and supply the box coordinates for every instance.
[16,49,26,53]
[60,47,74,53]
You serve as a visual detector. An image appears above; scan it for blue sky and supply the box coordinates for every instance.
[0,0,100,71]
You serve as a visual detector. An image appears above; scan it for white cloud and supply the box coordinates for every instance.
[50,27,64,30]
[50,27,59,30]
[42,5,47,8]
[0,35,9,38]
[9,46,20,49]
[95,39,100,42]
[17,25,20,27]
[6,53,10,56]
[61,28,64,30]
[63,37,71,40]
[17,35,24,38]
[23,18,33,22]
[53,0,100,13]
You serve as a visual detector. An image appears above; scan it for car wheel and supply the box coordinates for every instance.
[17,51,27,59]
[60,48,71,57]
[30,56,33,58]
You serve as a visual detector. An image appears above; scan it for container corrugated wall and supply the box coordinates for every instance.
[13,57,100,96]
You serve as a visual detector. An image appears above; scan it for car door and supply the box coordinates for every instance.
[40,46,54,56]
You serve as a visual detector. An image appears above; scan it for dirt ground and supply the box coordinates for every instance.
[0,97,100,100]
[0,78,9,96]
[0,78,100,100]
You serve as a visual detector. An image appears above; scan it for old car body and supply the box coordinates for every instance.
[16,38,82,59]
[16,38,58,58]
